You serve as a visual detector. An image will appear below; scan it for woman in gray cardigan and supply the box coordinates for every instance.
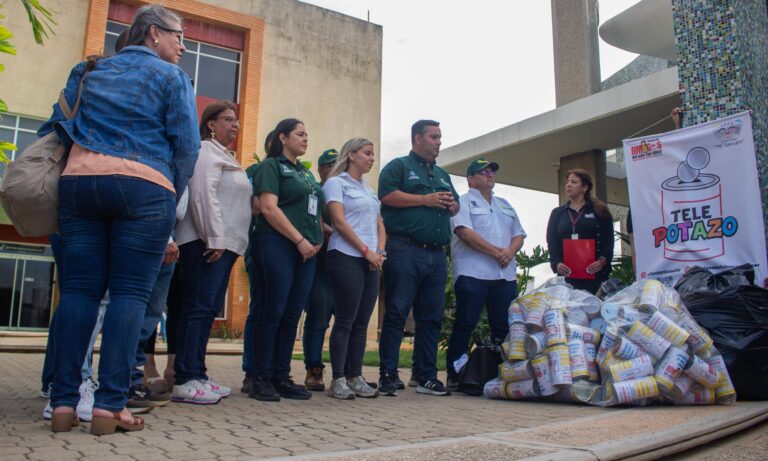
[172,101,252,405]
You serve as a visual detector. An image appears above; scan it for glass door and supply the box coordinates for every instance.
[0,250,55,330]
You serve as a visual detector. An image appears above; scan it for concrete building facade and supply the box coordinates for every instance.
[0,0,382,333]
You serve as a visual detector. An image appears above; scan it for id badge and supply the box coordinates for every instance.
[571,233,579,240]
[308,195,318,216]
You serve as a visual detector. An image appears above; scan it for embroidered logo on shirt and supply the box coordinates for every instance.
[281,165,294,174]
[408,170,420,180]
[470,200,479,208]
[585,212,595,219]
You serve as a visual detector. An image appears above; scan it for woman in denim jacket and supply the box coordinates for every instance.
[48,4,199,435]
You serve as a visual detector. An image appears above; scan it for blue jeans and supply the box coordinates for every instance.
[446,276,518,374]
[242,252,258,376]
[42,234,109,391]
[174,239,238,384]
[302,267,334,370]
[41,300,106,391]
[251,232,316,380]
[379,239,447,382]
[51,175,174,412]
[131,260,175,385]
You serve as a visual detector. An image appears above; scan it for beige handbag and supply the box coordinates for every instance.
[0,80,84,237]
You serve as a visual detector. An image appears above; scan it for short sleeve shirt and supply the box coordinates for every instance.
[378,151,459,246]
[450,188,526,282]
[252,155,324,244]
[323,172,380,257]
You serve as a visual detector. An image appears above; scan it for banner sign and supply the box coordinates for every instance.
[624,111,767,287]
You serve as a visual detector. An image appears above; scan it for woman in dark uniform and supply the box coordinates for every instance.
[546,169,614,294]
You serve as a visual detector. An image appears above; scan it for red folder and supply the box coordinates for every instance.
[563,239,596,280]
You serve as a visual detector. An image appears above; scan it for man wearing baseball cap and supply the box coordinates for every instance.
[317,148,339,183]
[447,158,526,391]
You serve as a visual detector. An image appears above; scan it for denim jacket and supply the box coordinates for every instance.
[52,45,201,196]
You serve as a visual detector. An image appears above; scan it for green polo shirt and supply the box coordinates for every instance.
[379,151,459,246]
[253,155,324,244]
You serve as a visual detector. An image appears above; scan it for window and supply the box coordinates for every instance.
[0,114,44,177]
[104,21,241,102]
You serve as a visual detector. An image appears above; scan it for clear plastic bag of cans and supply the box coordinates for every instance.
[486,278,736,407]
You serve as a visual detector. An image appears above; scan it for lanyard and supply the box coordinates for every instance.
[567,207,585,234]
[288,160,315,195]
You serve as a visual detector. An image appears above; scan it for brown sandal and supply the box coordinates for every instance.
[51,409,79,433]
[90,411,144,435]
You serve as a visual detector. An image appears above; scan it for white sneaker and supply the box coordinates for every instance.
[172,380,222,405]
[42,400,52,420]
[347,376,379,398]
[201,379,231,398]
[327,377,355,400]
[76,378,97,422]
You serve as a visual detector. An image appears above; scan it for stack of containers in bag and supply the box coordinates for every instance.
[484,278,736,407]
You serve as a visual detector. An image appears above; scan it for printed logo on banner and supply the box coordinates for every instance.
[630,139,663,161]
[714,118,745,147]
[652,146,737,263]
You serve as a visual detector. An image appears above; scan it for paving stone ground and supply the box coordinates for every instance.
[0,352,616,460]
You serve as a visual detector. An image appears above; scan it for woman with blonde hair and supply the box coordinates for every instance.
[323,138,385,399]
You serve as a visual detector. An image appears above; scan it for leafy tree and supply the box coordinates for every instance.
[0,0,56,162]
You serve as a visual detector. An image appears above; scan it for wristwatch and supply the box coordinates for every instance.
[377,249,387,257]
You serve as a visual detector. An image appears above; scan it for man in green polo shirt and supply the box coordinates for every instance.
[378,119,459,397]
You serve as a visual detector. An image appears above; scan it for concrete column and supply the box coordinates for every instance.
[558,150,607,205]
[672,0,768,245]
[551,0,601,106]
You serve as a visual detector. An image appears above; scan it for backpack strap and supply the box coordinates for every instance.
[58,71,88,120]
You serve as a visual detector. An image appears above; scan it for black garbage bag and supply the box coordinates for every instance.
[457,338,503,396]
[675,264,768,399]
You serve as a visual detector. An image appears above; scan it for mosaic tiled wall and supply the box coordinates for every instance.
[672,0,768,245]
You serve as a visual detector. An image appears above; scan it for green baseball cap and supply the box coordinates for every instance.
[467,158,499,176]
[318,148,339,167]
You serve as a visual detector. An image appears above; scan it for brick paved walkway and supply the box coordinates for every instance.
[2,352,766,460]
[0,352,613,460]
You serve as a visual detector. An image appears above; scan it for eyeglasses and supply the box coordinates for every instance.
[217,116,240,124]
[477,169,497,177]
[155,24,184,44]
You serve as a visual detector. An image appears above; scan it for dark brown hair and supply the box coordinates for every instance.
[200,100,237,140]
[566,169,612,220]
